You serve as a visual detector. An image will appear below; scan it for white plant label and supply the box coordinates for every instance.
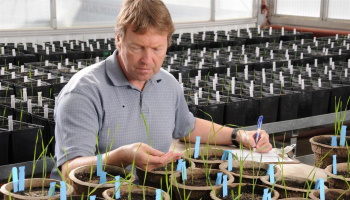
[244,54,247,64]
[8,116,13,131]
[244,66,248,80]
[227,68,230,77]
[21,65,24,73]
[329,71,332,81]
[270,83,274,94]
[195,76,199,87]
[260,57,263,63]
[37,79,41,87]
[232,77,235,94]
[60,40,63,47]
[27,99,32,113]
[57,63,62,69]
[23,43,27,51]
[81,43,84,51]
[339,49,342,55]
[281,27,285,36]
[300,53,303,59]
[108,44,111,51]
[90,44,94,52]
[46,47,50,55]
[345,69,348,78]
[0,67,4,75]
[70,66,75,73]
[11,72,15,79]
[216,61,219,68]
[199,88,203,98]
[38,92,43,107]
[1,47,4,55]
[318,78,322,88]
[249,86,254,97]
[273,62,276,71]
[301,79,305,90]
[34,69,38,76]
[24,76,28,82]
[95,57,99,63]
[324,66,328,75]
[216,91,220,102]
[45,60,49,66]
[315,59,318,67]
[11,95,15,108]
[44,104,49,119]
[52,44,55,52]
[194,93,198,105]
[269,27,272,35]
[213,81,216,91]
[60,76,64,83]
[188,56,191,63]
[198,70,201,80]
[23,88,27,101]
[298,74,302,84]
[63,47,67,54]
[48,73,52,79]
[167,65,171,72]
[97,42,100,49]
[178,73,182,84]
[12,49,16,56]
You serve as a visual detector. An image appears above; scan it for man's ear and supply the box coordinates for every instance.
[115,33,121,50]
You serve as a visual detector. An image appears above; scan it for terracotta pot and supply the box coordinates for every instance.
[309,188,350,200]
[182,147,226,169]
[0,178,73,200]
[67,195,104,200]
[210,183,279,200]
[278,198,310,200]
[310,135,350,168]
[136,158,195,193]
[219,160,281,185]
[170,168,234,200]
[102,185,170,200]
[260,175,317,198]
[324,162,350,189]
[68,164,135,198]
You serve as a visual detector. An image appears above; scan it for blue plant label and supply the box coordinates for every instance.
[60,181,67,200]
[181,161,187,181]
[12,167,19,192]
[99,171,107,184]
[228,150,233,171]
[89,195,96,200]
[222,175,228,197]
[319,178,325,200]
[340,125,347,146]
[18,166,25,191]
[332,155,337,175]
[96,154,103,176]
[262,188,269,200]
[115,176,121,199]
[156,189,162,200]
[48,182,56,196]
[194,136,201,159]
[221,150,228,160]
[267,192,272,200]
[176,159,183,171]
[267,164,275,183]
[331,136,337,147]
[216,172,223,185]
[315,178,322,189]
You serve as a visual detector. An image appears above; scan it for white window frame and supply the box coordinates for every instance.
[0,0,260,39]
[269,0,350,31]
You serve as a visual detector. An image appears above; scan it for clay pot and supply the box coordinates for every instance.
[260,175,319,199]
[309,188,350,200]
[310,135,350,168]
[170,168,234,200]
[67,195,104,200]
[219,160,281,185]
[136,158,195,192]
[210,183,279,200]
[68,164,135,198]
[324,162,350,189]
[182,147,226,169]
[102,185,170,200]
[0,178,73,200]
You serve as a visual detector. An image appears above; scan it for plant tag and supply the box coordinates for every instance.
[249,86,254,97]
[97,42,100,49]
[244,54,247,64]
[60,76,64,83]
[60,181,66,200]
[178,73,182,84]
[273,62,276,71]
[86,40,90,47]
[12,167,19,192]
[332,154,338,174]
[298,74,302,84]
[221,150,228,160]
[244,65,248,80]
[260,57,263,63]
[96,57,99,63]
[176,159,183,171]
[8,115,13,131]
[156,189,162,200]
[115,176,121,199]
[231,78,235,94]
[228,150,233,171]
[194,136,201,159]
[19,166,25,191]
[11,95,15,108]
[199,88,203,98]
[227,68,230,77]
[0,67,4,75]
[213,81,216,91]
[300,52,303,59]
[267,164,275,183]
[81,43,84,51]
[222,175,228,197]
[63,47,66,54]
[70,42,74,50]
[108,44,111,51]
[1,47,4,55]
[46,47,50,55]
[52,44,56,52]
[97,154,103,176]
[90,44,94,52]
[48,182,56,196]
[38,92,43,106]
[70,66,75,72]
[44,104,48,118]
[339,49,342,55]
[23,87,28,101]
[216,172,223,185]
[318,78,322,88]
[198,70,201,80]
[270,83,273,94]
[194,93,198,105]
[329,70,332,81]
[90,195,96,200]
[181,161,187,181]
[216,61,219,68]
[12,49,16,56]
[99,171,106,184]
[57,63,62,69]
[301,79,304,90]
[167,65,171,72]
[340,125,347,146]
[27,99,32,113]
[37,79,41,87]
[262,188,269,200]
[345,69,348,78]
[195,76,199,87]
[269,27,272,35]
[318,178,325,200]
[216,91,220,102]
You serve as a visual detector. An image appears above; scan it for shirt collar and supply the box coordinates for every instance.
[105,50,163,87]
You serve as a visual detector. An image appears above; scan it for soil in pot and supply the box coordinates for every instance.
[309,189,350,200]
[102,185,170,200]
[325,163,350,189]
[182,147,225,169]
[210,183,279,200]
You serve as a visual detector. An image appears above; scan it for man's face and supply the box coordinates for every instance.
[116,27,168,85]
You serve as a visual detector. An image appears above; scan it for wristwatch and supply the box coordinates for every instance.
[231,128,240,146]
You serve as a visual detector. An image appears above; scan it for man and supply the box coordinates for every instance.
[52,0,272,180]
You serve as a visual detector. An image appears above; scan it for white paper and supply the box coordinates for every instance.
[230,148,295,163]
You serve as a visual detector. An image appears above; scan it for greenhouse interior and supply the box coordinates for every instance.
[0,0,350,199]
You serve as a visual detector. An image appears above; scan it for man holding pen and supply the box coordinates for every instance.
[51,0,273,180]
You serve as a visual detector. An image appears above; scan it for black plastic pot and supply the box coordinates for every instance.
[188,99,225,125]
[0,128,10,165]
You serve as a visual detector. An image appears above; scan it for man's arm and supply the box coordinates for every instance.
[182,118,272,152]
[61,143,181,181]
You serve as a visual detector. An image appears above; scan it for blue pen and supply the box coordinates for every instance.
[254,116,263,151]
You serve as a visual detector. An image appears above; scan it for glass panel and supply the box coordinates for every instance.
[0,0,51,29]
[328,0,350,20]
[57,0,122,27]
[215,0,253,20]
[276,0,321,17]
[163,0,211,22]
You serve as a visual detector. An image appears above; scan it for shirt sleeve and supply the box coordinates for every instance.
[172,86,196,139]
[54,91,102,168]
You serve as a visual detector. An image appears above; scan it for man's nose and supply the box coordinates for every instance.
[140,49,152,65]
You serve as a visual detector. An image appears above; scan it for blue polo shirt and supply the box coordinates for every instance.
[52,50,195,179]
